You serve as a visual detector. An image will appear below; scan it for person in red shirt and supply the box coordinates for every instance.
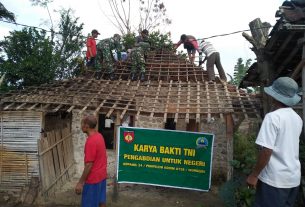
[86,29,100,68]
[75,115,107,207]
[174,34,199,64]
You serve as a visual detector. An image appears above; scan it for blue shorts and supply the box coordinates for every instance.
[253,180,299,207]
[82,179,106,207]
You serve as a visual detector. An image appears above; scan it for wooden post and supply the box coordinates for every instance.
[25,153,28,183]
[112,111,121,202]
[242,18,273,115]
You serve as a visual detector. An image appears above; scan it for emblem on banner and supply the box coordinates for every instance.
[123,131,134,143]
[196,137,208,149]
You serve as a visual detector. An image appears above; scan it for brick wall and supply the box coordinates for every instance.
[200,118,230,182]
[135,115,164,129]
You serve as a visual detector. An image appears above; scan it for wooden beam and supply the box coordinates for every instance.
[42,103,51,110]
[276,46,300,76]
[196,81,201,123]
[66,105,75,113]
[53,104,63,112]
[163,80,173,123]
[273,32,296,61]
[106,80,131,118]
[28,103,39,110]
[213,82,224,121]
[3,103,14,110]
[150,80,162,119]
[291,60,305,79]
[174,81,181,123]
[15,103,27,110]
[185,81,191,124]
[79,80,110,115]
[136,81,151,121]
[245,93,261,119]
[120,81,140,120]
[94,81,121,116]
[205,81,211,122]
[236,88,248,119]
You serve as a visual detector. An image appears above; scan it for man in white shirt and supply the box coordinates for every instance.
[247,77,302,207]
[198,40,227,82]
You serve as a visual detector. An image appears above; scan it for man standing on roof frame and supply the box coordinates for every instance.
[86,29,100,69]
[198,40,227,82]
[174,34,199,64]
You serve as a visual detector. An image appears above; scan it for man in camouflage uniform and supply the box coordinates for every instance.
[129,30,150,81]
[96,34,123,80]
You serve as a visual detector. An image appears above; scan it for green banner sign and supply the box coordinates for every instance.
[117,127,214,191]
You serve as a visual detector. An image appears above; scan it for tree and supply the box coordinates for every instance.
[0,9,85,91]
[53,9,85,79]
[0,2,16,22]
[105,0,171,34]
[229,58,252,86]
[30,0,54,29]
[138,0,171,31]
[0,28,56,90]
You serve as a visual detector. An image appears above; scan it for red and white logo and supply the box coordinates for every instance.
[123,131,134,143]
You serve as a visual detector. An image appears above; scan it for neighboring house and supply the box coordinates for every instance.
[240,0,305,114]
[0,49,261,196]
[240,0,305,196]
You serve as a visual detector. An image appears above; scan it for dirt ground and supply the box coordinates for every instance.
[0,182,225,207]
[0,150,225,207]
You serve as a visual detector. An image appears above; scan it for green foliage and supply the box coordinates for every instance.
[147,31,173,51]
[122,31,173,51]
[177,50,188,60]
[0,28,56,91]
[219,132,258,207]
[230,58,252,86]
[30,0,54,7]
[53,9,85,79]
[122,33,136,49]
[0,2,15,22]
[0,8,84,91]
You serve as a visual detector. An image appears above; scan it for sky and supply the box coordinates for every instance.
[0,0,285,78]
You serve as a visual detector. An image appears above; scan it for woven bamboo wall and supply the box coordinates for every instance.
[0,111,41,191]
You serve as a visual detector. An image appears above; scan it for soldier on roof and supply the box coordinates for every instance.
[129,29,151,81]
[96,34,124,80]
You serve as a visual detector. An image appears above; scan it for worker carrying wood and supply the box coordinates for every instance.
[174,34,199,64]
[198,40,227,82]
